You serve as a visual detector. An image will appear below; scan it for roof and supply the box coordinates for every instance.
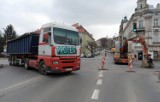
[42,22,78,32]
[72,23,94,40]
[123,16,128,23]
[7,32,39,42]
[72,23,89,33]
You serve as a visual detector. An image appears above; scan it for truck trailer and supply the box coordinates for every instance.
[7,23,81,75]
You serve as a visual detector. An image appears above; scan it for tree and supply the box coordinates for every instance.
[0,31,4,56]
[88,41,97,53]
[3,24,17,43]
[0,24,17,57]
[100,38,108,48]
[106,38,114,49]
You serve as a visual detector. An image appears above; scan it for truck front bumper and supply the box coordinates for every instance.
[49,57,80,73]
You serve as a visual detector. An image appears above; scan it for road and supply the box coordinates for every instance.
[0,53,160,102]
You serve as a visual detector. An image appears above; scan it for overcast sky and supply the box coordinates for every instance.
[0,0,159,40]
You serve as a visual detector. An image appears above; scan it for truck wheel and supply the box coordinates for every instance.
[11,59,14,66]
[24,59,30,70]
[13,60,17,66]
[9,57,13,65]
[39,61,48,75]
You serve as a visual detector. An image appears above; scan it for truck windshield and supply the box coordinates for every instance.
[53,28,79,45]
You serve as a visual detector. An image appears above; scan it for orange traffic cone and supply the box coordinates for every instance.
[99,52,108,70]
[126,55,135,72]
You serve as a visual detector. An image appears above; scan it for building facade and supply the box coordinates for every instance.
[119,0,160,60]
[72,23,95,55]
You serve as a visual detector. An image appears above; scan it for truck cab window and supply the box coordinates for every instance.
[53,28,79,45]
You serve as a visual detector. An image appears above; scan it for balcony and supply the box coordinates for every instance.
[153,26,160,28]
[153,42,160,44]
[137,27,145,30]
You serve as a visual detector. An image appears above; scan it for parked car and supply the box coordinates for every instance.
[86,53,92,58]
[81,53,84,58]
[94,51,100,56]
[86,53,95,58]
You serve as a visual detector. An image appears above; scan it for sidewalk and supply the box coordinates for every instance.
[154,60,160,66]
[134,60,160,67]
[0,58,8,65]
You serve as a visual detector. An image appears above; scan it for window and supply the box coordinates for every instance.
[42,27,51,44]
[153,18,158,27]
[42,32,51,44]
[44,27,51,33]
[140,4,142,9]
[153,33,160,43]
[53,28,79,45]
[139,20,143,29]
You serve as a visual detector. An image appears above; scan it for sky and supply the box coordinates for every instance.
[0,0,159,40]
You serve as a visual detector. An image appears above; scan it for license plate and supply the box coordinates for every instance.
[66,68,72,71]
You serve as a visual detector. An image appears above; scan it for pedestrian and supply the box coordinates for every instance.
[134,54,137,61]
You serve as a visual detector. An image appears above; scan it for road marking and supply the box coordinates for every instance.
[91,89,99,100]
[97,79,102,85]
[0,76,42,93]
[99,73,103,78]
[99,70,103,74]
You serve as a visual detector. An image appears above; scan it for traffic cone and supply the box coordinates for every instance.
[99,52,108,70]
[126,58,135,72]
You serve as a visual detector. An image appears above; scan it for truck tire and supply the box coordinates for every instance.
[13,59,17,66]
[9,57,13,66]
[10,57,16,66]
[24,59,30,70]
[39,61,48,75]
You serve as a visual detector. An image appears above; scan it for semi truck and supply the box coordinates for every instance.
[7,23,81,75]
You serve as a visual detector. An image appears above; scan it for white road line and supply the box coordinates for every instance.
[99,70,103,74]
[99,73,103,78]
[97,79,102,85]
[91,89,100,100]
[0,76,42,93]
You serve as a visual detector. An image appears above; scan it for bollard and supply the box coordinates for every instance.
[99,51,108,70]
[126,54,135,72]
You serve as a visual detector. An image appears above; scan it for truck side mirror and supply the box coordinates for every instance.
[43,33,49,43]
[43,32,51,45]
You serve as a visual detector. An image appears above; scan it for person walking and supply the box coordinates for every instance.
[134,54,137,61]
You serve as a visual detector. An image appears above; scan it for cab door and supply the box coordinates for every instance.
[39,28,52,56]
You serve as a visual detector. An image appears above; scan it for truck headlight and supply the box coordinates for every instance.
[53,61,58,64]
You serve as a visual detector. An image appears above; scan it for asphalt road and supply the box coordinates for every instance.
[0,53,160,102]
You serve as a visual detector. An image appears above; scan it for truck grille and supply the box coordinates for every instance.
[62,61,75,63]
[60,56,76,63]
[62,66,74,69]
